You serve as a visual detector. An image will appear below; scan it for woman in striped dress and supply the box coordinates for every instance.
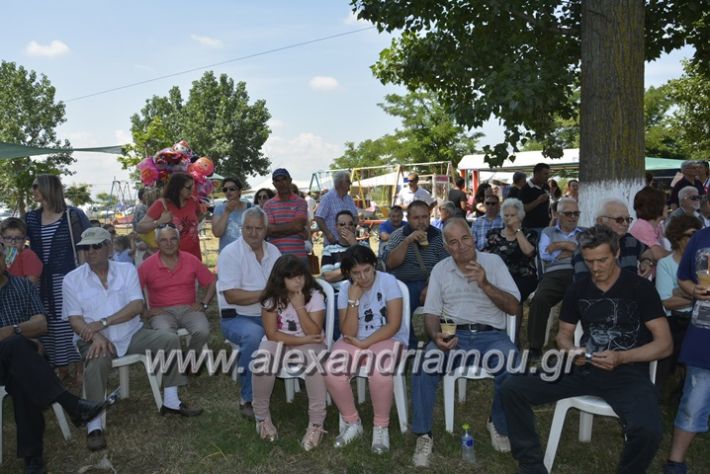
[25,174,90,377]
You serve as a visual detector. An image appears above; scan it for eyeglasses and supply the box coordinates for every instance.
[157,223,177,229]
[222,186,239,193]
[687,195,701,201]
[560,211,581,217]
[2,236,25,243]
[602,216,633,224]
[77,242,107,251]
[484,201,499,206]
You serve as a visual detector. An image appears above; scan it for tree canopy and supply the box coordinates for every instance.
[64,183,93,208]
[0,61,74,214]
[119,71,271,183]
[351,0,709,166]
[331,89,481,169]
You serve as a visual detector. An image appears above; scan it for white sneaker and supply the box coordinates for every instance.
[487,420,511,452]
[371,425,390,454]
[412,434,433,467]
[334,419,363,448]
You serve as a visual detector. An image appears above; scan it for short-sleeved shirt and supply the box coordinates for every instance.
[484,228,538,279]
[447,188,467,216]
[213,200,252,251]
[382,224,449,282]
[378,220,404,237]
[337,271,407,346]
[670,177,705,207]
[506,187,522,200]
[147,199,201,260]
[519,180,550,229]
[423,253,520,329]
[139,251,214,308]
[675,227,710,370]
[655,254,689,316]
[62,262,144,357]
[7,248,43,279]
[263,289,325,338]
[216,237,281,317]
[263,193,308,257]
[629,218,665,249]
[560,270,664,361]
[395,186,435,208]
[0,274,45,327]
[572,233,645,280]
[316,189,359,246]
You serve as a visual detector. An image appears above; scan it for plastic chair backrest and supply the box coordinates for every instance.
[396,280,411,347]
[316,279,336,351]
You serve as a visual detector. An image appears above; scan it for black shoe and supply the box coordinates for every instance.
[86,429,107,451]
[239,401,254,418]
[160,402,203,417]
[24,456,45,474]
[70,388,121,427]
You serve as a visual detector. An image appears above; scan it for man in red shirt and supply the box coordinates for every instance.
[138,225,216,363]
[263,168,309,261]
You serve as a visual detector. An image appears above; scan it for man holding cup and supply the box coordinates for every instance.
[410,217,520,467]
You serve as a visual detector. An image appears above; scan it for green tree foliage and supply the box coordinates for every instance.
[64,183,93,207]
[0,61,75,214]
[119,71,271,183]
[667,60,710,160]
[351,0,709,166]
[331,89,481,169]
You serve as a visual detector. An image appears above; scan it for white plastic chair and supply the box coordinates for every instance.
[282,279,336,403]
[542,323,659,472]
[0,385,71,464]
[443,314,517,433]
[341,280,410,434]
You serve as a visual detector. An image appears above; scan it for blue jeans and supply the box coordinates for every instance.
[221,315,264,402]
[411,329,519,435]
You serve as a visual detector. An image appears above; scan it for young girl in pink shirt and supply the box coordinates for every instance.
[253,254,328,451]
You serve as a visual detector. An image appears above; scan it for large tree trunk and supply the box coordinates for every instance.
[579,0,645,226]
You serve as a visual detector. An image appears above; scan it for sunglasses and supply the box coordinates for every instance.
[560,211,581,217]
[77,242,107,251]
[2,236,26,243]
[222,186,239,193]
[484,201,499,206]
[337,222,354,227]
[603,216,633,224]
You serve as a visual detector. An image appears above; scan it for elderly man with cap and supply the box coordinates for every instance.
[139,224,216,365]
[670,161,705,210]
[63,227,201,452]
[315,171,359,246]
[262,168,309,260]
[395,172,436,210]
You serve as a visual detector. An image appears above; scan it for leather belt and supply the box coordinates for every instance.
[456,323,497,332]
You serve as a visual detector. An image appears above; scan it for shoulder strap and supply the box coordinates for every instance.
[66,209,79,267]
[411,243,430,279]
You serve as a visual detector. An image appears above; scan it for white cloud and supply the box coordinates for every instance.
[114,129,132,145]
[253,132,342,186]
[309,76,339,91]
[24,40,70,58]
[267,118,285,130]
[190,34,224,48]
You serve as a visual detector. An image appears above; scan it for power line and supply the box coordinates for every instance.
[66,26,377,102]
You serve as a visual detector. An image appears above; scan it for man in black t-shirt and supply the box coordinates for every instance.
[519,163,551,229]
[506,171,527,200]
[447,176,468,217]
[501,225,672,474]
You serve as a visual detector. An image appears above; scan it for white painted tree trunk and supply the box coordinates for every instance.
[578,178,646,228]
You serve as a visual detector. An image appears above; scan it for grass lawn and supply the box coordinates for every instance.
[2,228,708,472]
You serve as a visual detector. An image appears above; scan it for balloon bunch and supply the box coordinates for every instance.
[137,140,215,202]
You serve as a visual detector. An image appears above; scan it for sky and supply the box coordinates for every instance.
[1,1,695,200]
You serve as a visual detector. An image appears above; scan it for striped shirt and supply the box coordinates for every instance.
[0,274,46,327]
[263,193,308,257]
[382,225,449,282]
[471,214,504,250]
[40,220,61,264]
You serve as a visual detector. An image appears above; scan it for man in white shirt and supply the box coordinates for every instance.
[410,218,520,467]
[395,172,436,209]
[63,228,201,452]
[217,207,281,417]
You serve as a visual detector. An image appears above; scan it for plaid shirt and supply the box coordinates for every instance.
[471,215,504,250]
[0,273,45,327]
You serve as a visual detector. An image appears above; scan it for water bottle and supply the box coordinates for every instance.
[461,423,476,464]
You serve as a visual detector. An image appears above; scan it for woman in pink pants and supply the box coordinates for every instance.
[252,254,328,451]
[324,245,406,454]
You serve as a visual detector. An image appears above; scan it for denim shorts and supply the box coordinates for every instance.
[674,365,710,433]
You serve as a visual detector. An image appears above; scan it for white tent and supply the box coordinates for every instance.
[351,171,400,188]
[458,148,581,171]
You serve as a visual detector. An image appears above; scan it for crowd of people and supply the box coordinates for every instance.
[2,161,710,473]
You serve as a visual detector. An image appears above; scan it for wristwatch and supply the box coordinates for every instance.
[13,324,21,335]
[100,318,109,328]
[347,298,360,308]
